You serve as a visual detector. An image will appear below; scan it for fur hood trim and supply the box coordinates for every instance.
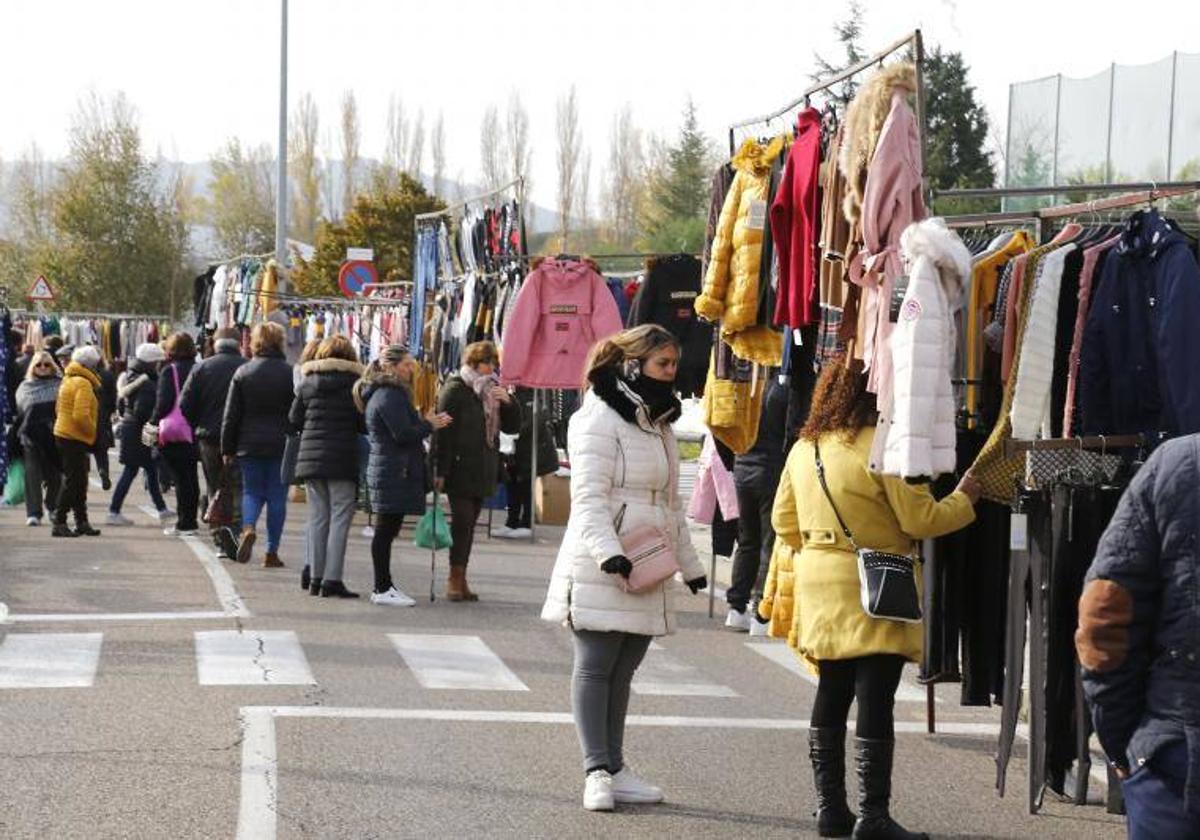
[901,218,972,301]
[839,62,917,224]
[301,357,365,377]
[352,368,409,413]
[731,135,787,177]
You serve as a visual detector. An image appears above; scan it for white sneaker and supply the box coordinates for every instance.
[370,586,416,607]
[156,508,176,523]
[492,526,514,538]
[163,527,199,537]
[25,516,40,527]
[507,527,532,539]
[749,617,771,637]
[361,525,375,538]
[106,512,134,526]
[583,769,615,811]
[611,766,664,804]
[724,607,752,632]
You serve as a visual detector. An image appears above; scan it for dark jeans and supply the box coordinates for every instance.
[1121,742,1197,840]
[727,473,777,611]
[110,461,167,514]
[22,442,61,519]
[92,447,110,481]
[505,477,531,529]
[371,512,405,593]
[241,456,287,553]
[53,438,91,527]
[160,443,200,531]
[198,439,241,531]
[811,654,906,740]
[449,495,482,568]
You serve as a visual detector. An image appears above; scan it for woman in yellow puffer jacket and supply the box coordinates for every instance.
[760,357,979,840]
[694,136,785,367]
[52,345,103,537]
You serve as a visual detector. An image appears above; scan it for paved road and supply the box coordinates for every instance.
[0,480,1125,839]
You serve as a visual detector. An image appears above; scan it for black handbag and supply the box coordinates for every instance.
[814,442,922,623]
[280,433,300,486]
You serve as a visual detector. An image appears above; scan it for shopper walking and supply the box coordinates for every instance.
[108,343,172,525]
[496,386,558,539]
[289,335,365,598]
[541,325,708,812]
[12,350,62,526]
[180,327,246,557]
[90,358,117,490]
[1077,434,1200,840]
[434,340,520,601]
[152,333,201,537]
[51,346,104,538]
[222,322,293,567]
[355,345,452,606]
[762,357,979,840]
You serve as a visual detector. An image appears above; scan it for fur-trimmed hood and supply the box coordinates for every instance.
[300,357,365,378]
[352,367,410,413]
[731,135,787,177]
[839,62,917,224]
[900,218,972,301]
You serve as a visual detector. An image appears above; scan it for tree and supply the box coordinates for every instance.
[289,92,322,243]
[638,98,714,252]
[480,106,503,192]
[812,0,866,106]
[340,90,361,216]
[505,92,533,195]
[45,93,189,312]
[290,171,443,297]
[924,48,996,215]
[577,147,592,232]
[409,109,426,178]
[555,86,582,250]
[602,104,645,247]
[206,138,276,257]
[383,94,410,184]
[431,111,447,198]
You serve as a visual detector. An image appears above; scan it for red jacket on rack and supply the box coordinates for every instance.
[499,258,623,389]
[770,107,823,329]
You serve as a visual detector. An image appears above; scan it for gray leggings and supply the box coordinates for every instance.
[571,629,652,774]
[305,479,357,582]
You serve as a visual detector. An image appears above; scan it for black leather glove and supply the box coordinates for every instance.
[685,575,707,594]
[601,555,633,578]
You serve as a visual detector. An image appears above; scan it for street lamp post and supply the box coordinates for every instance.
[275,0,289,277]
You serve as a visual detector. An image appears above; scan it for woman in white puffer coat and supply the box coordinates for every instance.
[542,324,707,813]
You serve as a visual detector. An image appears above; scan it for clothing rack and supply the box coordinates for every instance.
[1004,434,1145,459]
[204,250,275,267]
[727,29,925,154]
[941,183,1200,231]
[932,180,1200,201]
[414,177,525,224]
[10,309,172,321]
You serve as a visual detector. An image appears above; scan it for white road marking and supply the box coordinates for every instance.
[745,641,931,703]
[8,610,230,623]
[195,631,314,686]
[0,632,103,688]
[181,535,251,618]
[633,641,738,697]
[387,634,529,691]
[237,707,277,840]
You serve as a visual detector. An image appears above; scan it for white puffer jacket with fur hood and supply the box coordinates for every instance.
[541,374,704,636]
[882,218,972,479]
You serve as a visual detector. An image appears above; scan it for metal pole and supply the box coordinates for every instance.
[274,0,289,272]
[530,390,539,544]
[1167,51,1179,179]
[1105,63,1116,183]
[1050,75,1062,195]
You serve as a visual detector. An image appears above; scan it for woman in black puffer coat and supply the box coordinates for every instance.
[355,345,451,607]
[108,343,170,523]
[288,335,365,598]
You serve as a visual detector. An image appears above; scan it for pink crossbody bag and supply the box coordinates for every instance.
[612,435,680,594]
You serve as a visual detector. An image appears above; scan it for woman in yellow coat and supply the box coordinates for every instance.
[52,345,104,538]
[762,357,979,840]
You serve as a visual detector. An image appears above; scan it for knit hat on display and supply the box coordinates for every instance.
[135,342,166,364]
[72,345,102,369]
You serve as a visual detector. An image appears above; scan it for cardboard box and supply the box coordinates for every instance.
[535,473,571,525]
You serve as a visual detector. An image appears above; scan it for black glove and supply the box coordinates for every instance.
[685,575,707,594]
[601,555,633,578]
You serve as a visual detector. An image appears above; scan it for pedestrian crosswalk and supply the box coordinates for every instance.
[0,629,931,702]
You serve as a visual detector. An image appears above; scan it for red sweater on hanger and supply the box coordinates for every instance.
[770,107,823,329]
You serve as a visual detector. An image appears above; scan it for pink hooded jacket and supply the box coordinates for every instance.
[500,259,623,389]
[686,434,740,524]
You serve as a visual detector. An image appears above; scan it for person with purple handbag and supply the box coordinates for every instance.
[151,333,201,536]
[541,325,707,813]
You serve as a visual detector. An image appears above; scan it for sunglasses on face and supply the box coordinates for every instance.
[34,362,53,369]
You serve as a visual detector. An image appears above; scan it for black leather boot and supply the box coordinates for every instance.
[301,565,311,591]
[309,578,323,596]
[810,727,856,837]
[321,580,360,599]
[852,738,927,840]
[74,519,101,537]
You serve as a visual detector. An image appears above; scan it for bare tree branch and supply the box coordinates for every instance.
[556,86,582,250]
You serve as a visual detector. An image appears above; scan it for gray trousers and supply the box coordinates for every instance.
[571,629,652,774]
[305,479,357,582]
[22,443,61,520]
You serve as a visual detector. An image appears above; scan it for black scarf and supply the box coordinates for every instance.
[589,365,681,426]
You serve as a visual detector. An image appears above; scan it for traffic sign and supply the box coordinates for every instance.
[27,275,56,301]
[346,247,374,262]
[338,260,378,297]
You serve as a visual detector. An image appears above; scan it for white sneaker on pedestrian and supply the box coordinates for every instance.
[507,527,532,539]
[492,526,514,538]
[749,617,770,637]
[724,607,752,632]
[583,769,615,811]
[163,526,199,537]
[25,516,40,527]
[156,508,176,523]
[361,525,375,538]
[611,766,664,804]
[370,586,416,607]
[106,512,134,526]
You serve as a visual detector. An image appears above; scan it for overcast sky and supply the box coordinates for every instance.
[3,0,1199,208]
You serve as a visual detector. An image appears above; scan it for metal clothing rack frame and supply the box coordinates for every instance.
[1004,433,1144,459]
[10,309,172,321]
[414,177,525,225]
[727,29,926,177]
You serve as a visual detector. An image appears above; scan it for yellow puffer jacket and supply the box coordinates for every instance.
[757,539,799,647]
[695,137,785,366]
[54,362,101,445]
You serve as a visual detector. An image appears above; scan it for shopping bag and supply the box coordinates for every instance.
[414,505,453,550]
[3,458,25,506]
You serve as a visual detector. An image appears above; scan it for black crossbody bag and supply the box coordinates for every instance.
[814,442,922,623]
